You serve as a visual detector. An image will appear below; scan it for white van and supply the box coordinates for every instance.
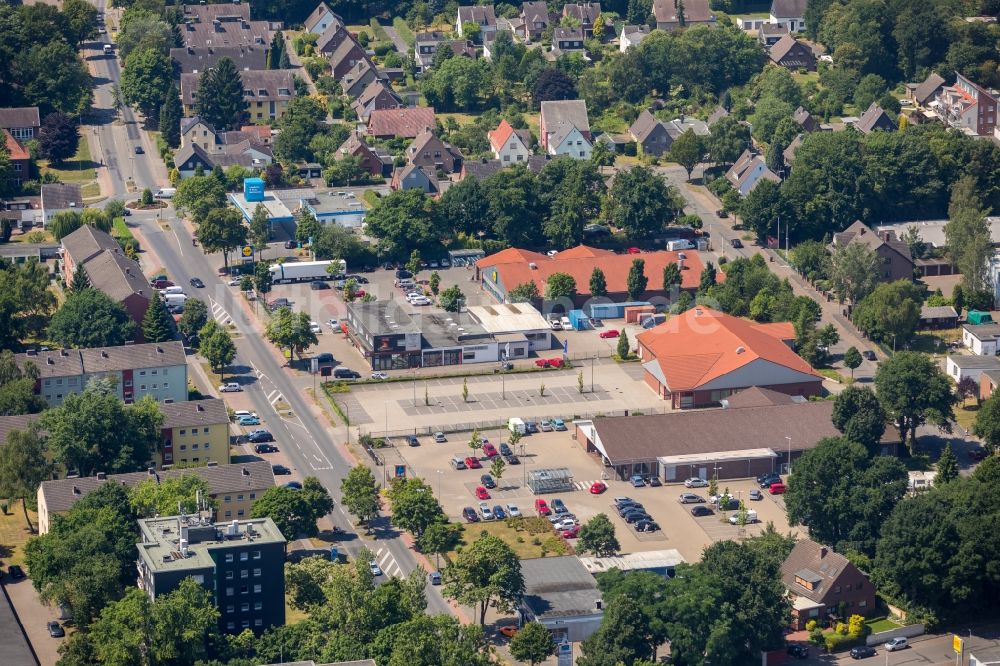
[729,510,759,524]
[163,293,187,306]
[160,286,184,295]
[154,188,177,199]
[508,417,526,436]
[668,239,694,251]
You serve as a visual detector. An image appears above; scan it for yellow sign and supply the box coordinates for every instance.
[241,245,253,257]
[953,635,963,654]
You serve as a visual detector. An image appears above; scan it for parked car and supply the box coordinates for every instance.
[482,442,498,458]
[690,505,714,517]
[236,415,260,426]
[506,503,521,517]
[150,278,173,289]
[499,442,513,456]
[648,476,662,487]
[787,645,809,659]
[535,498,551,515]
[525,421,539,433]
[499,625,519,638]
[884,638,908,652]
[317,353,335,365]
[590,481,607,494]
[189,277,205,288]
[685,477,709,488]
[369,560,383,576]
[284,481,302,490]
[768,482,787,495]
[8,565,24,579]
[553,518,578,531]
[462,507,479,523]
[614,497,636,508]
[561,524,580,538]
[539,420,554,432]
[429,571,442,585]
[254,443,278,454]
[863,350,877,361]
[729,510,759,524]
[474,486,490,500]
[47,621,65,638]
[310,280,329,290]
[219,382,242,392]
[479,502,494,520]
[730,239,743,249]
[464,456,481,469]
[749,489,763,500]
[679,493,705,504]
[623,510,651,523]
[549,319,563,331]
[405,435,419,447]
[759,476,782,489]
[630,475,646,488]
[850,646,877,659]
[233,410,257,420]
[434,432,447,443]
[284,240,297,249]
[617,503,644,517]
[552,419,566,431]
[309,321,322,334]
[599,329,620,338]
[271,464,291,475]
[505,453,521,465]
[247,430,274,443]
[492,505,506,520]
[635,519,660,532]
[480,474,496,489]
[371,372,389,380]
[551,498,567,514]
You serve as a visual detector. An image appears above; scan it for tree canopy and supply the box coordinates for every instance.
[48,289,137,348]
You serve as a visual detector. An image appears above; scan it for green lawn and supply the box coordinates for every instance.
[0,506,38,568]
[112,216,133,240]
[866,617,902,633]
[41,138,97,184]
[392,17,416,47]
[955,404,980,432]
[449,517,571,561]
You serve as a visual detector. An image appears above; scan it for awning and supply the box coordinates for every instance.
[658,448,778,466]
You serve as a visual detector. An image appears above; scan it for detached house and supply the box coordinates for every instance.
[726,149,780,195]
[562,3,601,38]
[0,107,40,141]
[653,0,717,31]
[854,102,898,134]
[793,106,819,133]
[391,164,439,194]
[456,5,497,39]
[334,131,392,178]
[315,25,355,57]
[769,0,807,33]
[406,130,463,174]
[768,35,816,70]
[830,221,914,283]
[629,110,673,156]
[520,1,551,41]
[907,72,946,108]
[40,183,83,226]
[350,80,402,121]
[303,2,342,34]
[781,540,876,630]
[488,119,532,163]
[619,24,651,52]
[367,107,436,139]
[935,72,999,137]
[329,37,368,80]
[551,27,586,57]
[539,100,592,159]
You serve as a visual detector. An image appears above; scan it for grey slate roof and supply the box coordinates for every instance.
[0,107,40,130]
[15,341,186,379]
[832,221,911,263]
[160,398,229,429]
[779,540,855,604]
[912,72,946,106]
[62,224,121,266]
[541,99,590,134]
[180,69,294,106]
[770,0,807,18]
[39,461,276,515]
[457,5,497,26]
[81,248,151,303]
[920,305,958,320]
[0,413,42,446]
[41,183,83,211]
[629,109,662,142]
[521,556,602,619]
[169,45,266,74]
[855,102,897,134]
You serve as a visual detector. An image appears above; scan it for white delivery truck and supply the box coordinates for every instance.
[269,260,344,284]
[508,417,527,436]
[667,239,694,251]
[103,44,114,56]
[164,293,187,307]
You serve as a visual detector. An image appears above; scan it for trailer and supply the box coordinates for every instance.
[567,309,590,330]
[268,260,344,284]
[589,301,652,320]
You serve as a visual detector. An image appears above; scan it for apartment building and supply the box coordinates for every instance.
[159,398,230,468]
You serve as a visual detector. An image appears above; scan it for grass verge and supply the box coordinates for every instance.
[449,517,572,560]
[865,617,902,633]
[955,403,980,432]
[112,216,133,240]
[40,139,96,183]
[0,506,39,568]
[392,17,415,46]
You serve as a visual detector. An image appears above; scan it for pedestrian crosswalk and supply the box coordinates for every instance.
[374,547,403,578]
[571,480,602,491]
[265,389,284,408]
[208,297,233,325]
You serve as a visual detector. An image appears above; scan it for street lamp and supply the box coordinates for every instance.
[436,470,442,500]
[785,436,792,474]
[591,354,595,393]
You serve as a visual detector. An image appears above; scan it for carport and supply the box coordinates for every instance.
[527,468,574,495]
[657,448,779,483]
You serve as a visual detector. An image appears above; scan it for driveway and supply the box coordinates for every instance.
[381,22,410,56]
[4,577,62,666]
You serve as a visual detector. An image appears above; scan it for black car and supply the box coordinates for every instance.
[863,350,877,361]
[730,238,743,248]
[395,269,413,279]
[272,464,291,475]
[759,477,782,489]
[255,443,278,454]
[462,507,480,523]
[406,435,419,447]
[47,621,65,638]
[284,240,297,249]
[788,645,810,659]
[614,497,637,508]
[690,505,714,517]
[503,454,520,465]
[499,443,513,456]
[623,510,651,524]
[551,499,567,514]
[247,430,274,443]
[8,565,24,579]
[346,275,369,284]
[190,277,205,288]
[525,421,538,433]
[617,502,644,517]
[134,145,144,154]
[310,280,329,290]
[635,519,659,532]
[850,646,877,659]
[719,498,740,511]
[480,474,496,489]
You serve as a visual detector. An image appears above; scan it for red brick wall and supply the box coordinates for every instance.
[981,374,997,402]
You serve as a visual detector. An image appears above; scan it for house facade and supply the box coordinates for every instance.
[4,130,30,188]
[769,0,807,33]
[768,35,816,70]
[780,540,876,629]
[180,70,294,122]
[935,72,999,137]
[407,130,463,173]
[539,100,592,158]
[726,150,780,195]
[629,110,672,156]
[0,107,40,141]
[488,119,532,163]
[830,221,914,284]
[520,1,550,41]
[963,323,1000,356]
[303,2,342,34]
[158,399,231,469]
[619,24,650,51]
[335,131,391,178]
[456,5,497,39]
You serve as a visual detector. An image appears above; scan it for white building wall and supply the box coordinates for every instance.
[550,127,592,159]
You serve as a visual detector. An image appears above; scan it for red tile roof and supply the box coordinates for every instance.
[4,130,29,161]
[488,119,515,152]
[477,244,707,295]
[635,306,818,391]
[367,107,436,138]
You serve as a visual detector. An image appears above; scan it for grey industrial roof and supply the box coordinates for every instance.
[40,461,276,514]
[521,556,602,619]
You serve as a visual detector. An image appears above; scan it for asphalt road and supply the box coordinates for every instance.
[83,10,453,615]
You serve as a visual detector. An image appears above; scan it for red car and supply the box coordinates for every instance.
[547,357,564,368]
[535,498,551,516]
[354,289,366,298]
[535,358,550,368]
[482,442,498,458]
[768,482,787,495]
[475,486,490,500]
[627,247,641,254]
[561,525,580,538]
[589,481,607,494]
[464,456,482,469]
[599,329,620,339]
[151,279,174,289]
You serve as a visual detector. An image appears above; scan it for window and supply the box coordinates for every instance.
[237,509,245,517]
[151,370,157,375]
[253,551,261,559]
[192,444,199,450]
[253,584,262,593]
[226,571,234,580]
[227,622,235,631]
[844,583,852,592]
[241,620,250,629]
[180,445,187,451]
[240,585,248,594]
[237,495,245,501]
[249,493,256,500]
[834,586,840,594]
[139,371,146,376]
[858,600,867,608]
[226,605,234,613]
[180,429,187,435]
[140,385,146,390]
[225,554,234,563]
[224,495,231,503]
[225,510,232,518]
[254,619,263,627]
[253,568,261,577]
[241,569,248,579]
[254,601,262,610]
[226,587,234,596]
[240,602,249,612]
[191,428,198,434]
[240,552,248,561]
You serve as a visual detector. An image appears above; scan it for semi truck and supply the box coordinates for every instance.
[268,260,345,284]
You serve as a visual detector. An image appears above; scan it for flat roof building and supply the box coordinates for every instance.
[519,556,604,644]
[578,549,686,578]
[296,191,367,229]
[467,303,551,352]
[136,513,286,634]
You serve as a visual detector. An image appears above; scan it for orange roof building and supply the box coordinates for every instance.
[476,244,711,306]
[635,306,822,409]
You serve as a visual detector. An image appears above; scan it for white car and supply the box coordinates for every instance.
[506,503,521,518]
[219,382,242,392]
[371,372,389,380]
[549,320,562,330]
[233,410,258,420]
[553,518,577,531]
[729,510,758,524]
[227,278,242,286]
[309,322,322,334]
[684,477,709,488]
[369,560,383,576]
[479,502,494,520]
[411,297,431,306]
[884,638,908,652]
[327,318,339,330]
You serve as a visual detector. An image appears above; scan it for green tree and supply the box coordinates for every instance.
[662,262,682,291]
[364,189,439,257]
[420,521,462,568]
[48,288,137,348]
[439,285,465,312]
[174,175,226,224]
[510,622,556,665]
[616,329,630,358]
[291,311,319,359]
[832,385,886,455]
[946,174,993,294]
[699,260,717,294]
[707,115,751,166]
[0,427,52,531]
[429,271,441,296]
[254,260,273,297]
[545,272,577,301]
[406,249,423,281]
[120,47,172,117]
[936,443,959,484]
[789,239,830,281]
[590,268,608,297]
[249,203,270,261]
[141,291,173,343]
[194,57,246,131]
[250,477,332,539]
[670,129,704,180]
[116,9,173,60]
[199,321,236,375]
[843,346,862,378]
[16,40,92,115]
[295,209,322,245]
[68,262,91,293]
[340,464,381,526]
[507,281,541,302]
[443,533,524,625]
[197,207,247,270]
[851,280,923,345]
[158,84,182,148]
[267,31,285,69]
[38,111,80,164]
[578,513,619,557]
[49,211,82,241]
[624,259,647,301]
[387,477,444,538]
[608,166,677,240]
[0,352,47,416]
[178,298,208,340]
[130,474,217,517]
[489,456,506,489]
[579,594,655,666]
[973,392,1000,452]
[62,0,99,45]
[875,351,956,454]
[829,241,880,304]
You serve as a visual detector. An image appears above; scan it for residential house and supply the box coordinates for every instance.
[0,106,40,141]
[173,142,272,179]
[456,5,497,39]
[329,37,368,80]
[906,72,946,108]
[562,3,602,38]
[769,0,807,33]
[36,461,276,534]
[350,80,402,121]
[830,221,914,283]
[406,130,463,174]
[520,1,551,41]
[664,114,711,137]
[169,45,266,76]
[980,370,1000,402]
[476,244,708,307]
[726,150,780,195]
[539,99,592,158]
[180,117,273,155]
[962,323,1000,355]
[934,72,999,137]
[40,183,83,226]
[66,240,152,333]
[551,27,586,57]
[653,0,717,31]
[4,130,29,188]
[391,164,439,193]
[706,106,729,126]
[855,102,898,134]
[918,305,959,330]
[635,306,823,408]
[768,35,816,70]
[158,398,231,468]
[315,25,354,57]
[180,70,294,122]
[1,196,43,231]
[947,354,1000,383]
[16,341,188,407]
[757,23,789,47]
[178,4,270,50]
[334,131,392,178]
[414,31,447,73]
[340,59,381,99]
[629,110,672,156]
[461,158,504,181]
[575,387,897,481]
[303,2,342,34]
[488,119,532,163]
[619,24,651,52]
[793,106,819,132]
[783,133,805,167]
[780,540,876,629]
[367,107,436,139]
[519,557,604,644]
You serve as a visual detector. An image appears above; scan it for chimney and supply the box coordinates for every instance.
[96,472,106,480]
[242,467,250,476]
[197,404,204,411]
[157,346,163,353]
[101,351,108,358]
[72,486,80,495]
[61,349,68,356]
[187,46,194,54]
[147,467,156,476]
[47,357,54,364]
[883,231,891,241]
[595,599,603,610]
[735,346,745,354]
[820,546,828,558]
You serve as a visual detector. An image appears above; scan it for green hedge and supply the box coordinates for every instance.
[824,632,864,653]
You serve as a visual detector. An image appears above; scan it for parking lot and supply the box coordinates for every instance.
[395,429,800,563]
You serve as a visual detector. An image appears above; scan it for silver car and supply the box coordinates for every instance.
[679,493,705,504]
[506,502,521,517]
[684,477,708,488]
[479,502,494,520]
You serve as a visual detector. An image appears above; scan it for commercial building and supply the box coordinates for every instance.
[15,341,188,407]
[297,191,367,228]
[229,178,293,226]
[466,303,552,352]
[572,386,890,481]
[37,461,276,534]
[159,398,230,468]
[578,549,685,578]
[780,539,876,629]
[518,556,604,644]
[136,514,286,634]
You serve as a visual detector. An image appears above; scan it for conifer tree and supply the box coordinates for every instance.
[142,292,174,343]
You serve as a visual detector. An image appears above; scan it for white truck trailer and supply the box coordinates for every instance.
[268,260,345,284]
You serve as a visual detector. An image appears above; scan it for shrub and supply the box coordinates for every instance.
[805,620,817,632]
[824,631,863,653]
[848,614,868,637]
[835,622,848,635]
